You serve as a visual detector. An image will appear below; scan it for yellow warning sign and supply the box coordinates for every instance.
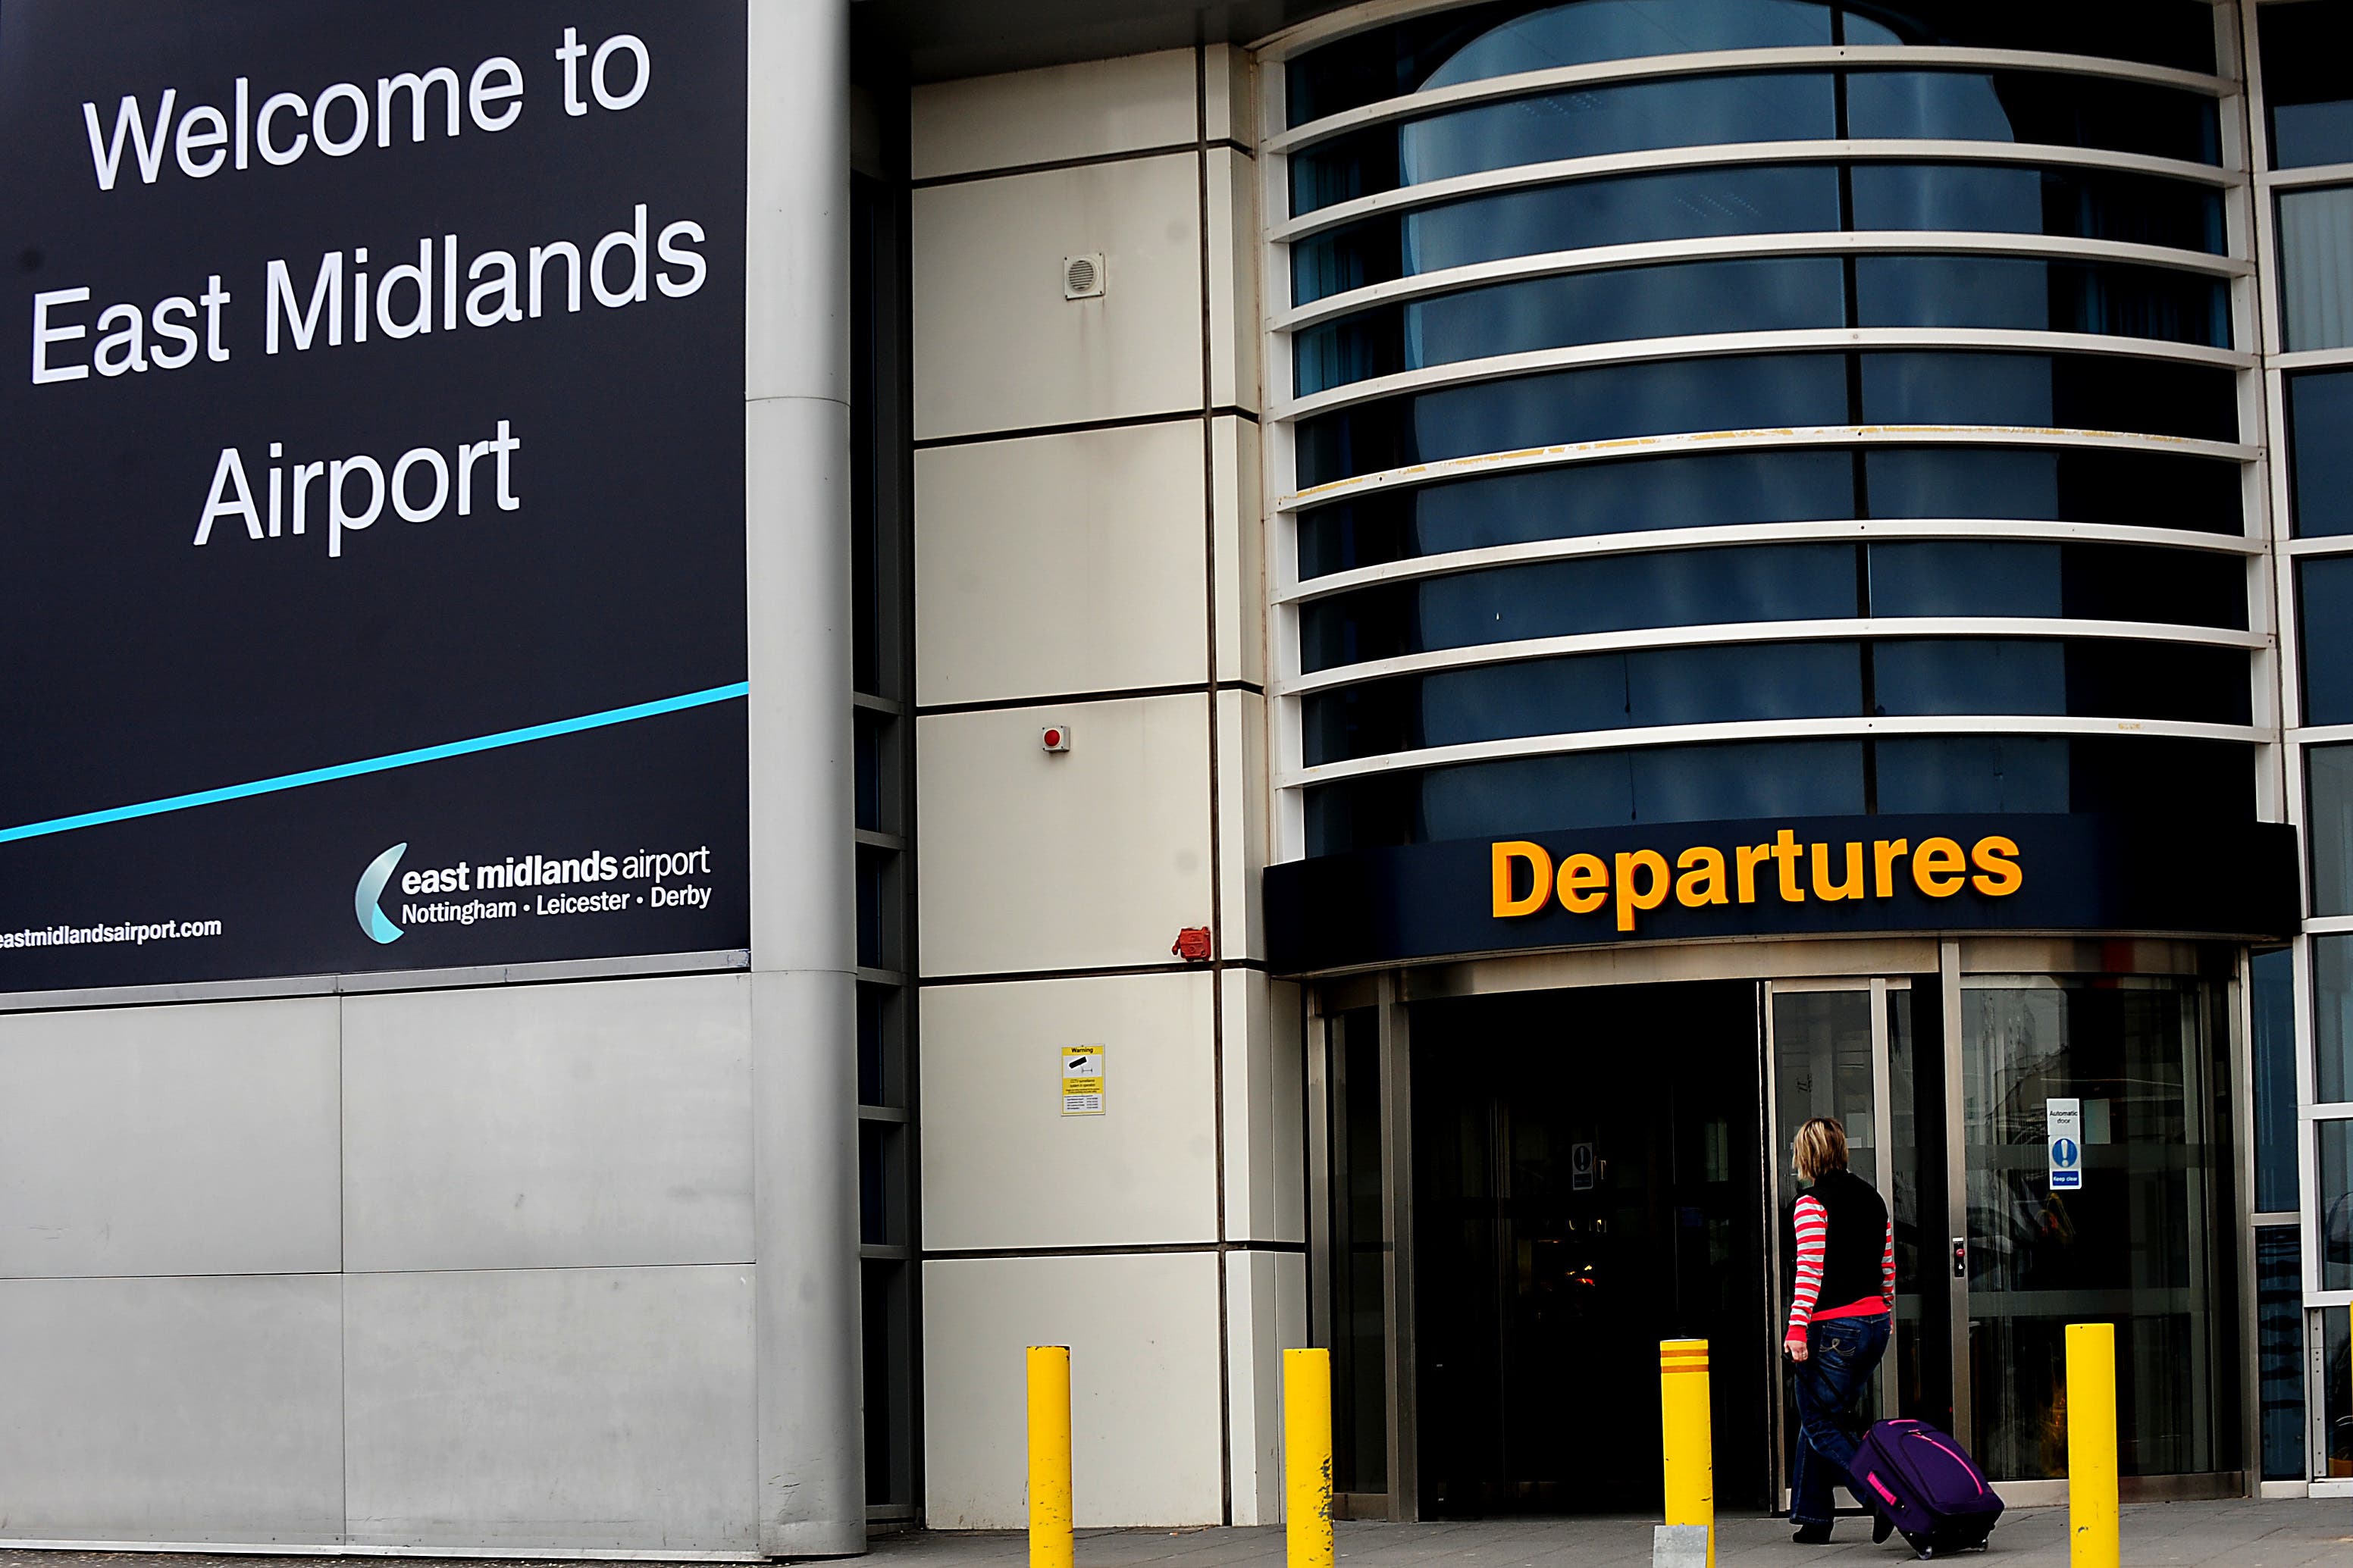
[1061,1046,1105,1116]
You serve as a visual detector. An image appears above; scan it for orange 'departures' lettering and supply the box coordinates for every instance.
[1491,831,2022,934]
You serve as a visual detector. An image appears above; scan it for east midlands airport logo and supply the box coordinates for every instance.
[351,840,718,944]
[355,843,407,944]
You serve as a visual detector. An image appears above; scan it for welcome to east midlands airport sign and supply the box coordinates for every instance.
[0,2,752,991]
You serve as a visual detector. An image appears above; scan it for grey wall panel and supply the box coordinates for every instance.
[0,999,340,1278]
[343,1264,757,1552]
[340,975,754,1273]
[0,1274,343,1543]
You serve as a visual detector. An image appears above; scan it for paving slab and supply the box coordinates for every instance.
[871,1500,2353,1568]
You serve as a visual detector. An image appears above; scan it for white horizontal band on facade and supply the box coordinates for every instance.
[1279,424,2258,513]
[2264,160,2353,192]
[1278,614,2270,698]
[2270,346,2353,373]
[2278,536,2353,559]
[1268,139,2241,246]
[1274,229,2251,334]
[2289,722,2353,746]
[1282,711,2270,790]
[1280,520,2263,606]
[1274,324,2253,424]
[1265,44,2234,157]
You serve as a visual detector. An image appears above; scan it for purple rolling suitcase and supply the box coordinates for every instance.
[1848,1418,2004,1557]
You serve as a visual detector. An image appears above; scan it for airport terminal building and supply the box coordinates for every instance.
[0,0,2348,1551]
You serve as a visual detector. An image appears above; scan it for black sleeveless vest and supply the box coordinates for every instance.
[1798,1168,1889,1311]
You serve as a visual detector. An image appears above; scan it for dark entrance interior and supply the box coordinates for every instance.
[1411,981,1770,1516]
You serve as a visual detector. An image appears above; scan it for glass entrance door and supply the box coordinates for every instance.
[1766,979,1947,1501]
[1957,975,2233,1482]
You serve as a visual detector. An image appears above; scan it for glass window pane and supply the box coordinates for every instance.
[1299,449,1856,577]
[1292,166,1844,305]
[1851,255,2227,346]
[1875,737,2251,817]
[1849,163,2224,254]
[2315,934,2353,1106]
[1297,352,2236,490]
[1290,73,1838,216]
[1871,541,2060,618]
[2299,558,2353,725]
[2323,1119,2353,1290]
[2261,2,2353,169]
[1285,0,1832,127]
[2279,187,2353,352]
[2289,371,2353,538]
[2310,744,2353,918]
[1839,2,2216,74]
[1845,71,2220,164]
[1859,446,2242,531]
[2254,950,2300,1214]
[1295,257,1847,395]
[1304,739,1867,854]
[1873,640,2065,716]
[2258,1228,2306,1482]
[1300,543,1860,672]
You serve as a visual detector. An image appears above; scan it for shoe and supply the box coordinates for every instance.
[1792,1522,1834,1545]
[1872,1511,1895,1545]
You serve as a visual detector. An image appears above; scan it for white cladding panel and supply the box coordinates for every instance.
[911,50,1198,180]
[920,970,1219,1250]
[0,1273,344,1544]
[340,975,754,1273]
[922,1250,1225,1528]
[0,998,341,1279]
[343,1264,759,1552]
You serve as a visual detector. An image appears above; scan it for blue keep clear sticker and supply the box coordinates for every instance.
[2048,1097,2084,1192]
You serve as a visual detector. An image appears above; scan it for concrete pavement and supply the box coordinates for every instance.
[869,1501,2353,1566]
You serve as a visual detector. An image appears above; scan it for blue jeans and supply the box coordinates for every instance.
[1789,1313,1892,1527]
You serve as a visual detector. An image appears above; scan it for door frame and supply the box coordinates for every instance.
[1306,934,2252,1517]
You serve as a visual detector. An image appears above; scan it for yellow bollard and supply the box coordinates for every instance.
[2066,1322,2119,1568]
[1284,1349,1335,1568]
[1029,1345,1073,1568]
[1659,1339,1715,1568]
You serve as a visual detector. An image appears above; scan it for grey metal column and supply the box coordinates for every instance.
[1377,977,1419,1520]
[1940,940,1972,1450]
[744,0,862,1554]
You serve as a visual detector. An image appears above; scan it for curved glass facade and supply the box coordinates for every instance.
[1271,0,2256,856]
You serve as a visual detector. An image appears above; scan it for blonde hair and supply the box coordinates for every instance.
[1794,1117,1850,1181]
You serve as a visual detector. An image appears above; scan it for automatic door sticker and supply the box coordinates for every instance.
[1061,1046,1105,1116]
[2048,1097,2084,1191]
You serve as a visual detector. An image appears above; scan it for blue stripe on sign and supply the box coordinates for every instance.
[0,681,751,845]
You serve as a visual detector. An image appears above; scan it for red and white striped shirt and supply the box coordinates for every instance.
[1786,1191,1896,1344]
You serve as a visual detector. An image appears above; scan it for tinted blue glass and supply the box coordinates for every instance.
[1289,72,1837,215]
[1287,2,2214,128]
[2289,371,2353,537]
[1303,641,1865,763]
[2309,745,2353,918]
[2261,2,2353,169]
[1840,2,2215,74]
[1874,735,2061,812]
[2253,951,2298,1214]
[1872,638,2248,722]
[1296,257,1846,394]
[1860,447,2242,531]
[2256,1226,2305,1482]
[1871,542,2059,617]
[1298,352,2237,488]
[1299,450,1856,577]
[1848,164,2224,254]
[1296,352,1849,485]
[1845,71,2220,164]
[1300,543,1860,671]
[1873,639,2063,715]
[1856,352,2236,441]
[1292,166,1844,305]
[1424,741,1865,840]
[2317,934,2353,1104]
[2301,556,2353,725]
[1851,256,2228,346]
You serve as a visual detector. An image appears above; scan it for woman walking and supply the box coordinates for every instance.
[1784,1117,1895,1545]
